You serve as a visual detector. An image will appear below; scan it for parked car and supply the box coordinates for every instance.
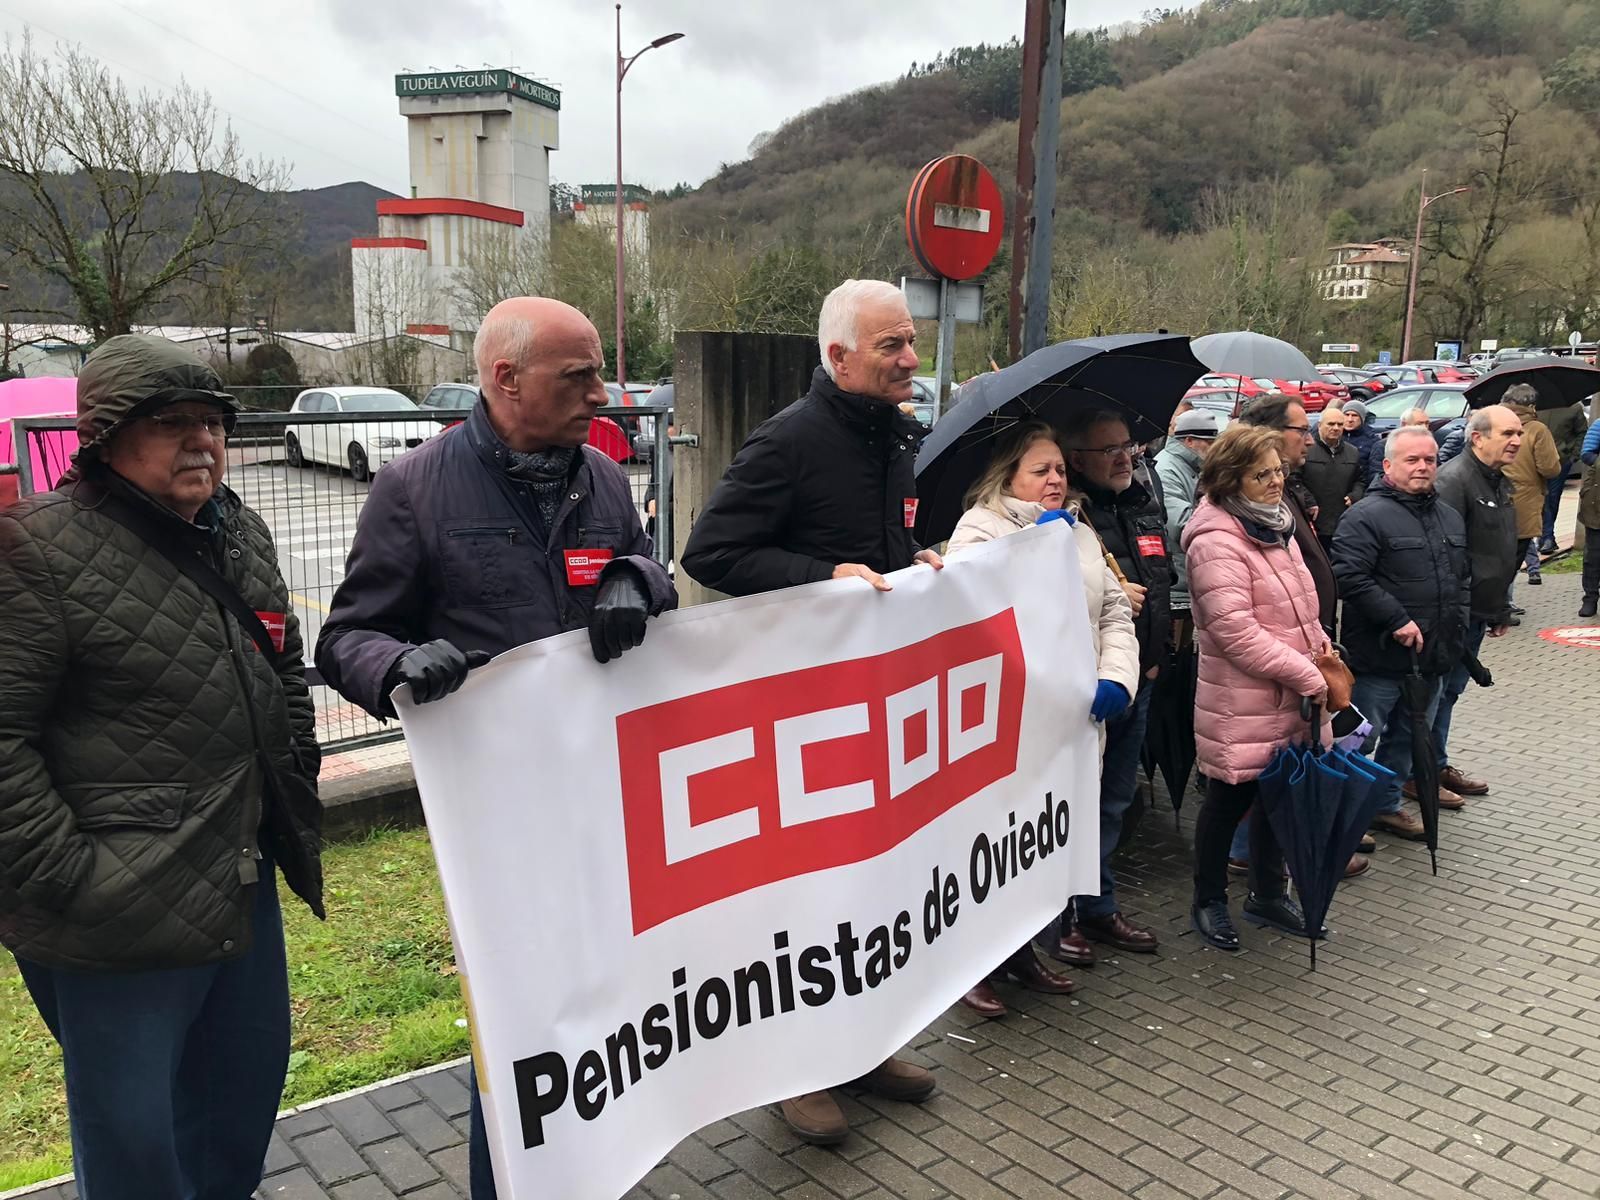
[1269,377,1344,412]
[1319,366,1377,389]
[1402,360,1475,383]
[1192,373,1272,398]
[283,386,433,482]
[1360,383,1471,442]
[419,382,479,426]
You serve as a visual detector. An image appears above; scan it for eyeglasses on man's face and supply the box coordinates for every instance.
[1072,441,1140,460]
[143,411,235,438]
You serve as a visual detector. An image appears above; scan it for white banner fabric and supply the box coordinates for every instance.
[397,523,1103,1200]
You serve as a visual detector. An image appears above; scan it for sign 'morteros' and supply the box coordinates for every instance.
[394,69,561,111]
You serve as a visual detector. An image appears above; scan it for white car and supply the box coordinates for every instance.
[283,387,434,481]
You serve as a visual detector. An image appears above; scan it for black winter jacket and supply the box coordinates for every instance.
[1347,424,1384,486]
[1078,478,1173,674]
[315,398,676,718]
[1331,482,1471,679]
[0,476,323,972]
[1434,449,1517,626]
[681,368,924,596]
[1298,435,1365,537]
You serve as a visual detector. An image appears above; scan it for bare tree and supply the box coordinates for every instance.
[349,248,435,392]
[447,225,550,331]
[0,33,291,340]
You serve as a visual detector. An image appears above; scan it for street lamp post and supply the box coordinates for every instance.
[615,6,683,389]
[1400,168,1470,363]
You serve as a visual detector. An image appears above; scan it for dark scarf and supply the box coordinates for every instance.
[505,445,579,531]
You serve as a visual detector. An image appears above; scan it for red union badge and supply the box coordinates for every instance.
[903,498,919,528]
[253,611,287,654]
[564,549,613,587]
[1136,534,1166,558]
[615,610,1027,933]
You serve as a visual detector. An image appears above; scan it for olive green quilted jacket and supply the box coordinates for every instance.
[0,477,324,971]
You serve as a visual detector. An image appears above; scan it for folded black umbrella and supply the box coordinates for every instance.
[913,333,1207,546]
[1402,649,1443,875]
[1465,355,1600,410]
[1142,643,1197,818]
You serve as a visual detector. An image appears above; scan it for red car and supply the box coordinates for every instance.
[1269,378,1346,413]
[1192,373,1271,397]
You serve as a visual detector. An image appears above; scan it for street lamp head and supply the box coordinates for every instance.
[650,32,685,48]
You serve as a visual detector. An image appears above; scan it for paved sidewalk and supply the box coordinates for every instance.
[18,569,1600,1200]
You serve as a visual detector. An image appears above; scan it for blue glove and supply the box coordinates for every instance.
[1035,508,1076,526]
[1090,680,1131,723]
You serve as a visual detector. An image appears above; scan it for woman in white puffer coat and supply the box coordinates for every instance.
[945,420,1139,1020]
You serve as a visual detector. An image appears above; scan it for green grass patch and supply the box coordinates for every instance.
[1544,548,1584,574]
[0,826,467,1188]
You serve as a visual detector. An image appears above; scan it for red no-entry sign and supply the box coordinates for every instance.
[906,155,1005,282]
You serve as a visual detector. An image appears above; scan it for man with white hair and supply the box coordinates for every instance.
[316,296,677,1198]
[683,278,941,1144]
[1332,426,1470,840]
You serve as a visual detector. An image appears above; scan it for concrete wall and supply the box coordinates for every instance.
[670,330,820,607]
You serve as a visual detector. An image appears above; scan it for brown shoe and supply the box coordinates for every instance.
[850,1056,935,1104]
[960,980,1007,1018]
[1046,923,1096,967]
[1001,949,1076,995]
[1439,765,1488,796]
[1371,810,1426,840]
[1344,853,1370,879]
[1402,780,1465,810]
[1078,911,1159,953]
[780,1090,848,1145]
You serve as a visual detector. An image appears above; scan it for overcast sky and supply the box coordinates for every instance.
[2,1,1175,195]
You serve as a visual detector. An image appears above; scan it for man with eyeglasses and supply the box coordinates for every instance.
[0,335,324,1199]
[1057,408,1171,961]
[1332,427,1471,841]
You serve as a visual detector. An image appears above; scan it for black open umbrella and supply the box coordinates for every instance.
[913,333,1207,546]
[1465,355,1600,410]
[1402,649,1443,874]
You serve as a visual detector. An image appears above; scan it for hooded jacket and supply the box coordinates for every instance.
[1331,481,1471,679]
[1435,446,1517,625]
[1504,401,1562,539]
[0,336,322,972]
[1182,498,1329,784]
[1152,439,1202,609]
[1546,402,1589,466]
[946,493,1140,699]
[681,367,924,597]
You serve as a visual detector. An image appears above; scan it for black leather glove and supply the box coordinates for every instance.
[386,639,492,707]
[589,567,650,664]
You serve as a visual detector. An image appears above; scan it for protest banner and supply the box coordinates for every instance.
[397,523,1102,1199]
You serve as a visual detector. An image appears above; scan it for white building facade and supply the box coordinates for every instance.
[352,69,560,340]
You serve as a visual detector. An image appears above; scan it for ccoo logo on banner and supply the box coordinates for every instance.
[397,524,1102,1200]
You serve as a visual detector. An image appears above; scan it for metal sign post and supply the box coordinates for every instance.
[935,277,958,421]
[902,277,985,423]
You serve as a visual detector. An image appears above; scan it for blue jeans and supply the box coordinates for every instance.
[1542,465,1571,543]
[1351,674,1443,814]
[1433,620,1486,771]
[469,1063,497,1197]
[14,850,289,1200]
[1075,677,1153,920]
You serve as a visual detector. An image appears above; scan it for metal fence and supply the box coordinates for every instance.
[10,404,673,753]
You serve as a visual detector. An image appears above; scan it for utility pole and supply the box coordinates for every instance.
[1400,168,1469,363]
[1008,0,1065,361]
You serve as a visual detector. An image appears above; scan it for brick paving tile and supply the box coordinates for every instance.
[20,573,1600,1200]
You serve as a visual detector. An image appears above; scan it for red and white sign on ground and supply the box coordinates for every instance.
[1539,625,1600,650]
[397,525,1101,1200]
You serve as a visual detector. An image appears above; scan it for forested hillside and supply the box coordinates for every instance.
[647,0,1600,368]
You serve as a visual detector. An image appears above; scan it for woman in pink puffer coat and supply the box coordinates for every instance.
[1180,425,1330,953]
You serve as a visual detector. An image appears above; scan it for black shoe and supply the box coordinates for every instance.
[1190,901,1240,951]
[1582,598,1598,619]
[1539,537,1558,555]
[1528,571,1542,585]
[1509,603,1526,615]
[1507,615,1522,626]
[1242,893,1328,940]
